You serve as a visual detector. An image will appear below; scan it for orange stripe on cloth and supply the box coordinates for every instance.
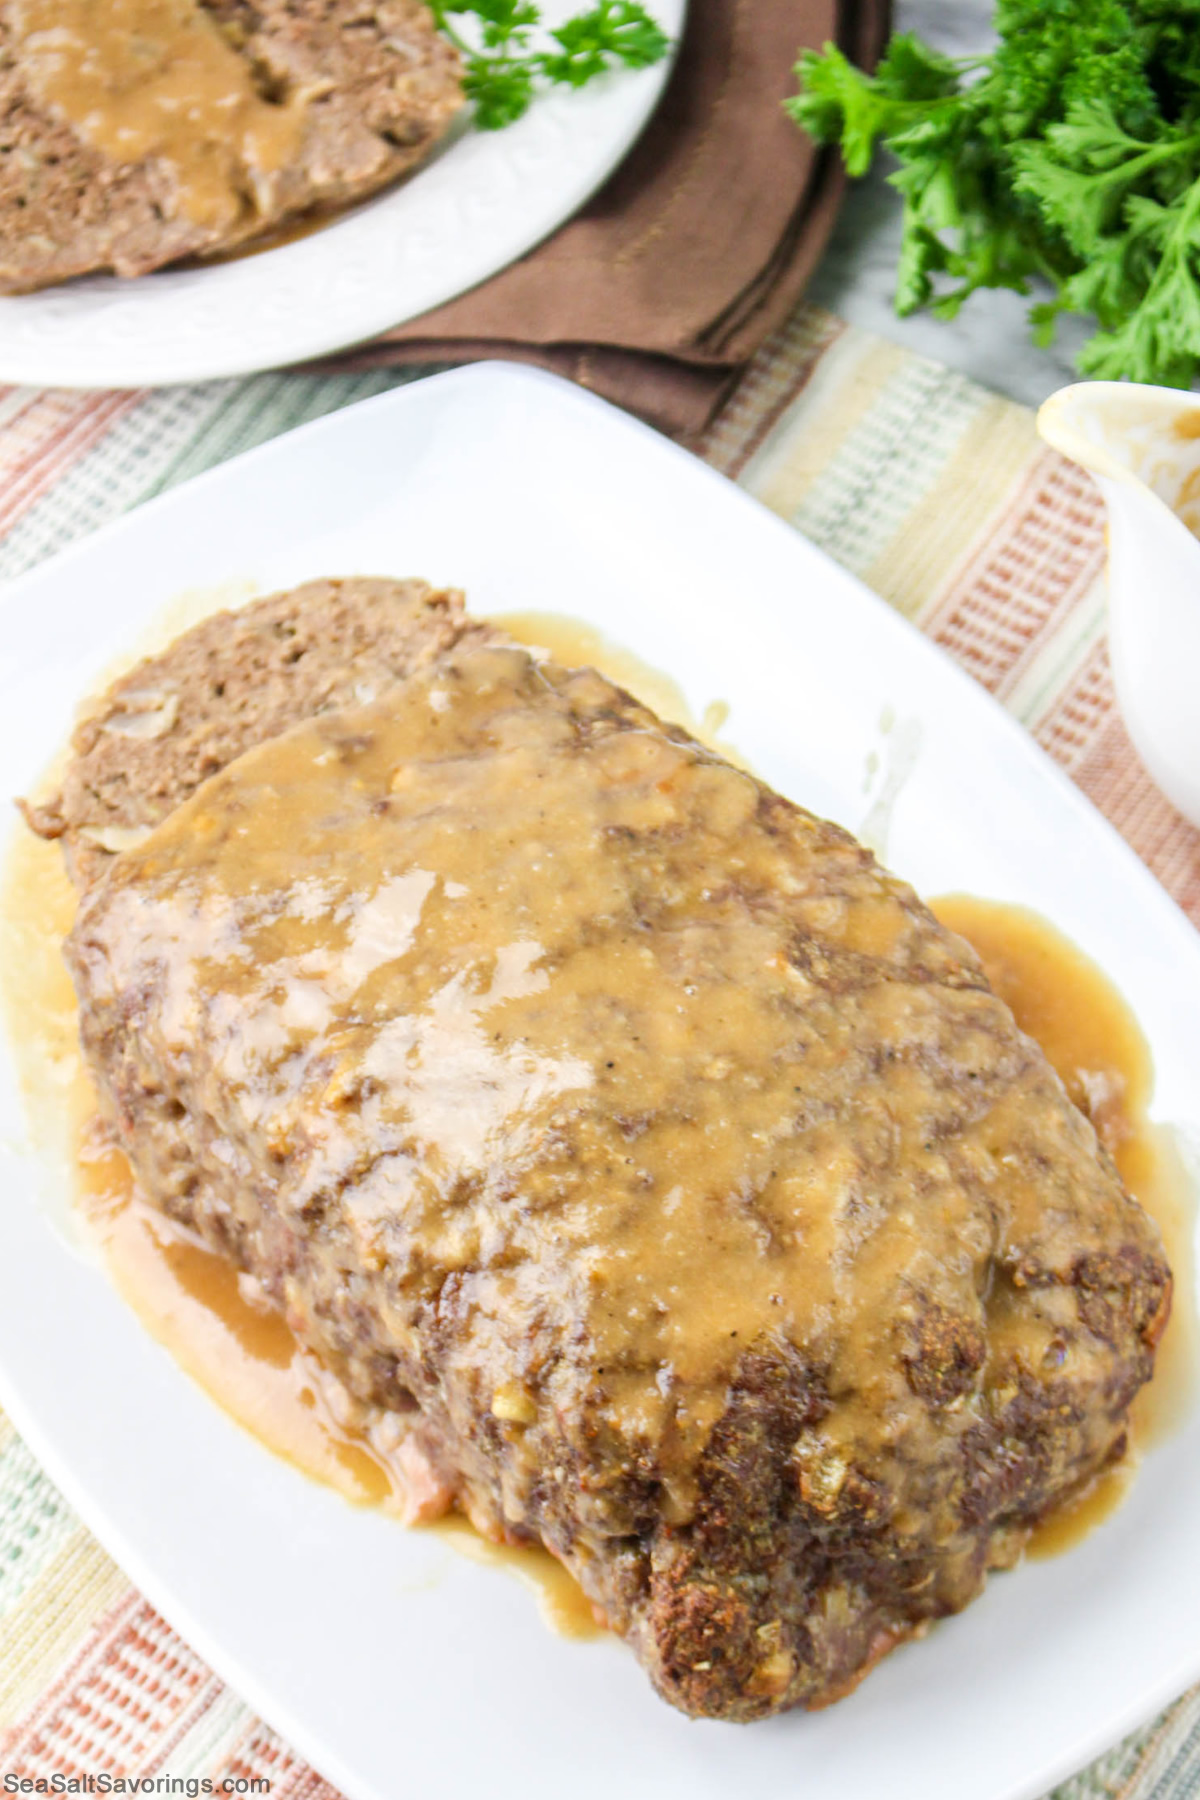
[921,449,1106,700]
[1072,718,1200,925]
[1,1590,220,1776]
[1034,634,1116,772]
[221,1719,343,1800]
[0,391,145,538]
[696,307,846,480]
[1032,636,1200,925]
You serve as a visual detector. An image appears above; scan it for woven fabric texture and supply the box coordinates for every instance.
[0,307,1197,1797]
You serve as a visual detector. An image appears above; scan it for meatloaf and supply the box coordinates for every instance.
[48,593,1171,1722]
[0,0,462,293]
[23,576,501,891]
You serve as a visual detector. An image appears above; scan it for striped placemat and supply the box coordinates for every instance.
[0,306,1197,1799]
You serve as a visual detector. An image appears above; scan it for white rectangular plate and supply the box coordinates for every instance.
[0,364,1197,1800]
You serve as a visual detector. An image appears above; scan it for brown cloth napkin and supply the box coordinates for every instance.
[316,0,890,438]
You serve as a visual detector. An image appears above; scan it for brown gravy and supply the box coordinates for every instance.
[78,1110,600,1637]
[12,0,305,232]
[0,826,602,1640]
[933,894,1197,1554]
[76,644,1052,1558]
[0,612,740,1642]
[495,611,741,763]
[193,208,336,265]
[0,628,1192,1616]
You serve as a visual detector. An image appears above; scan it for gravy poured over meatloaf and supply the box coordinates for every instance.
[60,629,1170,1721]
[23,577,501,890]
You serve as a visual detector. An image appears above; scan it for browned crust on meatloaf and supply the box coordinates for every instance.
[0,2,462,294]
[61,637,1172,1722]
[21,576,502,889]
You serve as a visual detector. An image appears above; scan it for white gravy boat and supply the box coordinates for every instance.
[1037,381,1200,830]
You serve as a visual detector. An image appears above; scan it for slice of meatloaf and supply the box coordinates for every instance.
[22,577,502,890]
[0,1,462,294]
[63,640,1171,1721]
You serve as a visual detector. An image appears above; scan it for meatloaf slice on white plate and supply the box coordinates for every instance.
[0,0,462,292]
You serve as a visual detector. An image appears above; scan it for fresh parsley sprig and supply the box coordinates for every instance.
[431,0,671,131]
[788,2,1200,387]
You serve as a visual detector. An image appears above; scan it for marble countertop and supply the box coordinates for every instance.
[807,0,1092,408]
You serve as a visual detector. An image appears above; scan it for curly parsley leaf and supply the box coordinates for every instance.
[432,0,670,130]
[461,55,536,128]
[790,37,962,177]
[788,3,1200,387]
[543,1,670,85]
[465,0,540,45]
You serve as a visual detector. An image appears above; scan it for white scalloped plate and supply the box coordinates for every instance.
[0,366,1197,1800]
[0,3,684,390]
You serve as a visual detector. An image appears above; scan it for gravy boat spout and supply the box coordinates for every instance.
[1037,381,1200,830]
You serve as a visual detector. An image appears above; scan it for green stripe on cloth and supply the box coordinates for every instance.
[783,359,989,577]
[0,370,430,585]
[0,1435,77,1616]
[139,369,433,503]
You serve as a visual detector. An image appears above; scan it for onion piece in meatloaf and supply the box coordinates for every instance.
[38,590,1170,1721]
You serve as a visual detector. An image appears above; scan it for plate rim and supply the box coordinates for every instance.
[0,7,685,390]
